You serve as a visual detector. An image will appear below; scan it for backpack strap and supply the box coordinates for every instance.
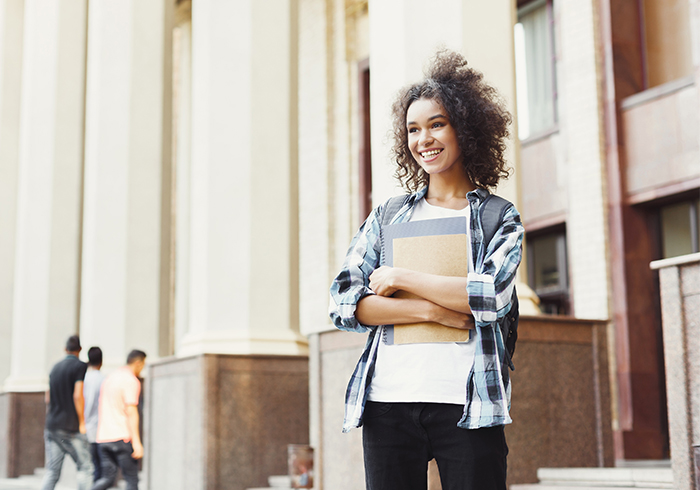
[479,194,511,247]
[479,193,518,370]
[379,195,410,266]
[381,195,409,228]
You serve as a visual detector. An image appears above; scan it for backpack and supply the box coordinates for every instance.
[380,193,519,370]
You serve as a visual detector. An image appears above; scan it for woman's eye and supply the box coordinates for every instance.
[432,122,444,128]
[408,127,418,133]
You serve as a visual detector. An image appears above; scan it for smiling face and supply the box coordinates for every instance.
[406,97,464,180]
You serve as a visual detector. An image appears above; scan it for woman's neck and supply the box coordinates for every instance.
[425,172,476,209]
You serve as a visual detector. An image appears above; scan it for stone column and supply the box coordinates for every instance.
[558,0,611,320]
[0,0,25,387]
[177,0,304,357]
[172,14,192,356]
[653,254,700,490]
[0,0,86,477]
[78,0,173,367]
[148,6,307,488]
[368,0,464,201]
[3,0,87,392]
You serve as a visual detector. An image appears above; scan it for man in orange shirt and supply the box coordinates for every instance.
[91,350,146,490]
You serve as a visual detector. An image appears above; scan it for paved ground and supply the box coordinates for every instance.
[0,462,138,490]
[0,475,135,490]
[0,473,73,490]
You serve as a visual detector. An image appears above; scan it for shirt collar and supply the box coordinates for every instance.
[467,187,490,204]
[413,186,490,204]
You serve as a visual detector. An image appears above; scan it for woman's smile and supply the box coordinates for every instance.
[419,148,443,161]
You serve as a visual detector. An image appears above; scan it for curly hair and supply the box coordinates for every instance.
[390,50,512,192]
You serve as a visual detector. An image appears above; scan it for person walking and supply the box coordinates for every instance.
[41,335,94,490]
[83,347,104,483]
[329,50,523,490]
[91,350,146,490]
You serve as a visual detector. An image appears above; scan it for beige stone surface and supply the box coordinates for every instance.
[5,0,87,392]
[78,0,172,367]
[146,354,309,490]
[0,0,24,387]
[558,0,611,321]
[622,83,699,199]
[656,257,700,490]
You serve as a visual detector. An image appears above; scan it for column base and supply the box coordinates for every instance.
[176,330,309,357]
[145,353,309,490]
[0,391,45,478]
[2,376,48,393]
[516,281,541,316]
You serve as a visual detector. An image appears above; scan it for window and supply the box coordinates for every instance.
[514,0,557,140]
[659,197,700,259]
[527,228,569,315]
[642,0,693,89]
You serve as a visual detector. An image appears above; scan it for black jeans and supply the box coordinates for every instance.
[362,402,508,490]
[91,440,139,490]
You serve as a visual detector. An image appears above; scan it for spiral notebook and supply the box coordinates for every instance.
[380,216,473,344]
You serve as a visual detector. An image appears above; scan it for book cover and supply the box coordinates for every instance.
[381,216,473,344]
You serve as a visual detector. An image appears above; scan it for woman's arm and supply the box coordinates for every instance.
[368,266,471,314]
[355,294,472,329]
[468,204,524,327]
[329,203,386,333]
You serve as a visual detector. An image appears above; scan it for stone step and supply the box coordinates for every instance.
[246,475,294,490]
[269,475,293,487]
[512,486,672,490]
[511,466,673,489]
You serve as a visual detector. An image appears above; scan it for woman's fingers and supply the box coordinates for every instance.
[369,266,398,296]
[431,303,473,329]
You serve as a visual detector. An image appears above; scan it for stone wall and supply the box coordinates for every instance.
[653,253,700,490]
[145,354,309,490]
[0,392,45,478]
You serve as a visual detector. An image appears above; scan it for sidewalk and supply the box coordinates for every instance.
[0,472,72,490]
[0,461,141,490]
[0,474,138,490]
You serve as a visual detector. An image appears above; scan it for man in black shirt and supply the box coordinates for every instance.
[41,335,94,490]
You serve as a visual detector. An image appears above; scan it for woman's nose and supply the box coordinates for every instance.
[418,130,433,146]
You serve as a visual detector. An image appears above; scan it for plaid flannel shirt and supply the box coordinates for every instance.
[329,186,524,433]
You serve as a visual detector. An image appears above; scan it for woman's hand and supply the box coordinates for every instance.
[429,302,473,330]
[368,266,402,297]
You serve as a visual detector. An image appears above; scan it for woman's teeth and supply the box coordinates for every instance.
[421,149,441,158]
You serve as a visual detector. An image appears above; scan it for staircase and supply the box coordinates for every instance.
[511,465,673,489]
[247,475,293,490]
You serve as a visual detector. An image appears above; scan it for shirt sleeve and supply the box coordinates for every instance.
[467,203,524,327]
[74,362,88,384]
[123,377,141,407]
[328,205,383,333]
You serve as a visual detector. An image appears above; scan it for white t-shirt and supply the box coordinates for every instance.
[367,197,476,405]
[83,368,104,443]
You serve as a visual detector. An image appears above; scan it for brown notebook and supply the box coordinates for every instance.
[381,217,473,344]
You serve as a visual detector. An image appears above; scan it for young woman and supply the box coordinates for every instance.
[329,50,523,490]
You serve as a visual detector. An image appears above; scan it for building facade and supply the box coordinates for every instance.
[0,0,699,488]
